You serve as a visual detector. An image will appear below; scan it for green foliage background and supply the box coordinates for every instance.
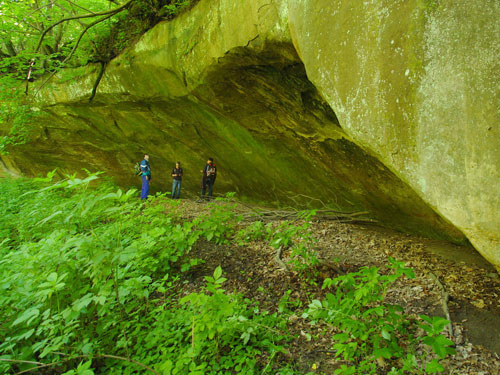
[0,174,455,374]
[0,0,192,153]
[0,174,290,374]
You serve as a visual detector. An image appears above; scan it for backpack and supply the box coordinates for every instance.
[134,161,142,176]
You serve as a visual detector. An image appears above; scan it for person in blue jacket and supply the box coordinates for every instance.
[140,154,151,200]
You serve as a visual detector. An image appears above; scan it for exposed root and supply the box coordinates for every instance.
[89,61,106,102]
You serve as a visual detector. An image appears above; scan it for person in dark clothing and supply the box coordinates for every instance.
[171,161,183,199]
[200,158,217,201]
[140,154,151,200]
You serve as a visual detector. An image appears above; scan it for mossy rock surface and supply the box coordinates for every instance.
[288,0,500,269]
[2,0,499,268]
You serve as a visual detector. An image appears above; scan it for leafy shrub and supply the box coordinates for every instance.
[267,211,319,272]
[303,258,455,374]
[0,175,289,374]
[193,203,241,244]
[160,0,192,17]
[0,175,456,374]
[236,211,320,273]
[235,220,267,244]
[148,266,290,374]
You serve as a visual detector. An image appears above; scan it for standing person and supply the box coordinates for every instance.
[140,154,151,200]
[200,157,217,201]
[171,161,183,199]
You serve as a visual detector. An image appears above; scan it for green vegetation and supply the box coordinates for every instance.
[236,210,319,274]
[0,174,455,374]
[0,174,290,374]
[0,79,38,154]
[304,260,455,374]
[0,0,193,152]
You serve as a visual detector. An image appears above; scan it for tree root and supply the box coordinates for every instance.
[89,61,106,102]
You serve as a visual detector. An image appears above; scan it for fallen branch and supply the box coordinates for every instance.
[274,246,289,271]
[0,359,43,366]
[239,209,374,224]
[162,196,374,224]
[429,272,454,338]
[288,193,329,209]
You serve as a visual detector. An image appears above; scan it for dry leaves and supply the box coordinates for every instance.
[165,199,500,374]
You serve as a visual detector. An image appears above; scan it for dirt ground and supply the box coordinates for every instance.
[169,199,500,374]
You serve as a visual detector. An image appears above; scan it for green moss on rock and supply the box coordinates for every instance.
[4,0,499,268]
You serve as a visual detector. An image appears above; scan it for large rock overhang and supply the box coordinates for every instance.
[2,0,499,269]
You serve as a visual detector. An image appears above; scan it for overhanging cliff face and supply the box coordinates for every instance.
[287,0,500,269]
[2,0,499,268]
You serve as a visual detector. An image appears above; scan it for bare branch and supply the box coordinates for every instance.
[32,11,118,96]
[65,0,97,14]
[27,1,132,95]
[274,246,289,271]
[34,0,133,54]
[429,273,454,338]
[54,2,93,27]
[0,359,43,366]
[26,0,57,18]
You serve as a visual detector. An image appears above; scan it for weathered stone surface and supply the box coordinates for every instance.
[2,0,499,268]
[287,0,500,269]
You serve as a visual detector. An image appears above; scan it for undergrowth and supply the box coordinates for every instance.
[0,173,291,374]
[303,260,455,374]
[0,173,455,374]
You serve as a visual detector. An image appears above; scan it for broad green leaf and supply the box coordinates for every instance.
[381,329,391,340]
[425,359,444,374]
[12,308,40,326]
[213,266,223,280]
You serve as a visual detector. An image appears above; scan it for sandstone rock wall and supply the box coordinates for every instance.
[2,0,499,268]
[287,0,500,268]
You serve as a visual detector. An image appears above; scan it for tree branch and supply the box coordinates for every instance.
[429,272,454,339]
[26,0,57,18]
[54,3,89,27]
[26,0,132,94]
[65,0,97,14]
[89,61,107,102]
[31,10,119,96]
[274,246,289,271]
[34,0,133,54]
[61,11,117,65]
